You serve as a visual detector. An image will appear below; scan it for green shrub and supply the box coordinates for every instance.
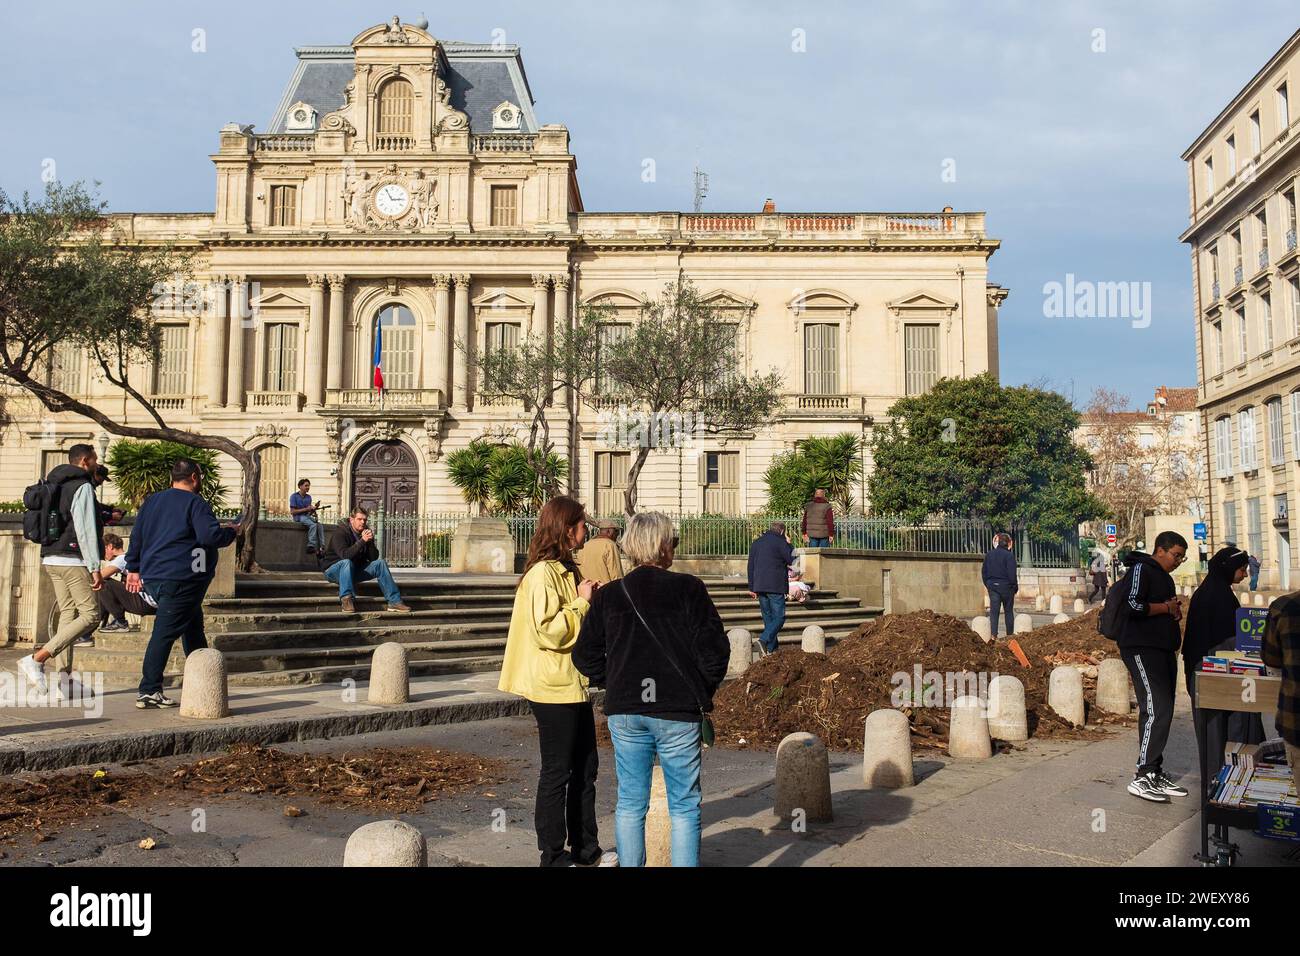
[106,440,226,510]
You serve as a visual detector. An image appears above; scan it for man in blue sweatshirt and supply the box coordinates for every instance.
[125,457,238,709]
[981,532,1018,638]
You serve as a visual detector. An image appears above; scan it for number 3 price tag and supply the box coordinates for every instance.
[1257,804,1300,841]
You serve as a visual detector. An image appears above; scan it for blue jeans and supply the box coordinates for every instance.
[757,592,786,653]
[294,514,325,551]
[607,713,702,867]
[1249,570,1259,590]
[807,537,829,548]
[324,558,402,604]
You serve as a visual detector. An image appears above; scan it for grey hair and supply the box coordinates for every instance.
[622,512,675,566]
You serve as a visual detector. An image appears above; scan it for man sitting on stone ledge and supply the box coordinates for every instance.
[322,506,412,614]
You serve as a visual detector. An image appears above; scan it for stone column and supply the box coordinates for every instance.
[305,274,326,407]
[225,275,247,408]
[205,275,229,409]
[531,273,551,340]
[452,273,471,409]
[554,273,571,410]
[326,274,346,393]
[432,274,452,404]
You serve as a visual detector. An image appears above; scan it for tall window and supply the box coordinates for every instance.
[1208,245,1220,290]
[490,185,518,226]
[1204,157,1215,195]
[1292,392,1300,461]
[1261,292,1274,352]
[1278,82,1290,131]
[258,444,290,516]
[270,185,297,227]
[594,451,629,515]
[375,79,414,148]
[1237,307,1248,362]
[594,323,631,395]
[48,341,82,395]
[482,321,520,392]
[904,324,940,395]
[1231,225,1243,279]
[1250,110,1262,155]
[700,450,740,514]
[1223,500,1238,544]
[1291,276,1300,339]
[1239,406,1258,470]
[1268,397,1285,464]
[1212,319,1224,373]
[264,322,299,391]
[1285,188,1298,243]
[1247,496,1263,559]
[1226,134,1237,175]
[1257,208,1269,264]
[376,304,416,389]
[153,325,188,394]
[803,323,839,393]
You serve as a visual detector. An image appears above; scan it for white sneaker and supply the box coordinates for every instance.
[17,655,47,695]
[597,850,619,867]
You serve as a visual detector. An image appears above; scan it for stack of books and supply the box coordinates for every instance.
[1200,650,1269,676]
[1209,744,1298,808]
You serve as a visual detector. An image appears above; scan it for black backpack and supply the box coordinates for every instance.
[21,477,67,545]
[1098,567,1133,641]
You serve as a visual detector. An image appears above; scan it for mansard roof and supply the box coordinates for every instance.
[267,41,538,135]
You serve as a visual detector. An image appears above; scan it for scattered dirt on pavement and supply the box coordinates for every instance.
[0,744,510,842]
[711,608,1134,753]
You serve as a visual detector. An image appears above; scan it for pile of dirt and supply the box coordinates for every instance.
[711,608,1132,753]
[0,744,509,843]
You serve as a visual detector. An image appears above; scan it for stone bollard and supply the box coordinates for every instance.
[775,732,832,822]
[368,642,409,705]
[1048,594,1063,615]
[1074,598,1086,613]
[343,820,427,867]
[727,627,753,677]
[1254,593,1266,607]
[1052,612,1070,625]
[1048,665,1085,726]
[179,648,229,719]
[1013,613,1033,634]
[801,624,826,654]
[970,616,992,642]
[645,764,671,867]
[986,675,1028,742]
[862,709,914,788]
[1033,594,1046,611]
[982,591,990,609]
[948,695,993,759]
[1096,658,1131,715]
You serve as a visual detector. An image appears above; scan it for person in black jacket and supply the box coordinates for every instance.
[981,533,1017,638]
[1115,530,1189,803]
[1182,547,1264,787]
[747,521,796,654]
[574,511,729,867]
[322,506,411,614]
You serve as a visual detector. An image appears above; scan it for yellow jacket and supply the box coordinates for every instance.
[497,560,591,703]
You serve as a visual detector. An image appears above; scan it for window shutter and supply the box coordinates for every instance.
[697,452,708,486]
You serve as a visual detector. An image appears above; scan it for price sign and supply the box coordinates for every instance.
[1235,606,1268,653]
[1257,803,1300,841]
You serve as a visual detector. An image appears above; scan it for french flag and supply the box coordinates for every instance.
[372,314,384,392]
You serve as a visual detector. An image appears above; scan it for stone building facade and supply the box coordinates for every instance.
[1184,28,1300,589]
[2,18,1008,519]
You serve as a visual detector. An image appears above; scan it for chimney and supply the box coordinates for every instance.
[762,198,776,213]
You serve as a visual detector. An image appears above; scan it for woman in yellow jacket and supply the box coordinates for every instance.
[498,495,613,867]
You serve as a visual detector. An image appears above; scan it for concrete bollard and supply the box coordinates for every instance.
[1034,594,1045,612]
[800,624,826,654]
[970,616,992,642]
[982,590,990,609]
[775,732,832,822]
[1074,598,1086,613]
[1048,665,1085,726]
[986,675,1028,742]
[368,642,409,705]
[1096,658,1131,715]
[343,820,427,867]
[1049,594,1063,615]
[179,648,229,719]
[727,627,753,677]
[1052,612,1070,624]
[948,695,993,760]
[862,709,914,788]
[1254,593,1266,607]
[645,764,671,867]
[1013,613,1033,634]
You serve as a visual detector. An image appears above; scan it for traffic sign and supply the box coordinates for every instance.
[1105,523,1116,536]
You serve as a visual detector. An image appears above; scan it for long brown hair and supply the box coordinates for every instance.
[521,495,587,581]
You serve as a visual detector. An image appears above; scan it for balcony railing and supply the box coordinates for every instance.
[1234,265,1245,286]
[248,390,304,410]
[581,211,985,241]
[477,393,523,408]
[1212,280,1221,300]
[147,395,190,413]
[323,388,443,409]
[784,394,867,414]
[373,134,415,151]
[1288,229,1297,252]
[254,134,314,152]
[472,134,537,153]
[1260,249,1270,270]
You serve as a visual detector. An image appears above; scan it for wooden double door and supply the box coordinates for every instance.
[351,441,419,564]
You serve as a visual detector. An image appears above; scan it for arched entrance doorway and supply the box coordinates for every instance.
[351,440,419,565]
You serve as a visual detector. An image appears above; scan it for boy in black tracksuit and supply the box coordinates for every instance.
[1116,531,1189,803]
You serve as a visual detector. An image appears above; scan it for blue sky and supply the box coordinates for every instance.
[2,1,1296,407]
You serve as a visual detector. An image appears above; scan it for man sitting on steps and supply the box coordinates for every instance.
[322,506,412,614]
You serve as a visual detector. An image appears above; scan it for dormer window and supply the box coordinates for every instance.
[492,100,522,132]
[375,78,414,150]
[284,100,318,132]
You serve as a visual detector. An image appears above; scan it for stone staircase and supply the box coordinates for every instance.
[78,572,884,687]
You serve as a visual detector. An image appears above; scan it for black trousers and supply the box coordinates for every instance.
[1122,647,1176,776]
[529,700,600,867]
[97,577,156,623]
[1089,572,1108,602]
[988,585,1014,637]
[139,578,210,696]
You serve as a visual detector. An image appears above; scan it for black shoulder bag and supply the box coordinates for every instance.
[619,579,715,748]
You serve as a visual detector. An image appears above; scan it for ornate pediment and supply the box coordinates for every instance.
[886,290,958,316]
[472,288,532,311]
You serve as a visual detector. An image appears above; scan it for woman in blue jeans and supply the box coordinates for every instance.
[574,512,730,866]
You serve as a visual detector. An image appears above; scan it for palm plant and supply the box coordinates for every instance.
[803,434,864,512]
[445,440,495,515]
[105,440,226,509]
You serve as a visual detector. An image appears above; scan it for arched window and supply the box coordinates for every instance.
[375,79,414,149]
[375,304,416,390]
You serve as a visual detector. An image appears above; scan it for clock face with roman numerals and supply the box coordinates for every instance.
[374,183,410,218]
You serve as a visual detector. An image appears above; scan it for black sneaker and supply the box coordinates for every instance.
[135,692,178,709]
[73,636,96,647]
[99,621,130,633]
[1127,772,1171,803]
[1153,769,1189,798]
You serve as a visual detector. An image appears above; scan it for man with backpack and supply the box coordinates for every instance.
[1099,530,1190,803]
[17,444,104,697]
